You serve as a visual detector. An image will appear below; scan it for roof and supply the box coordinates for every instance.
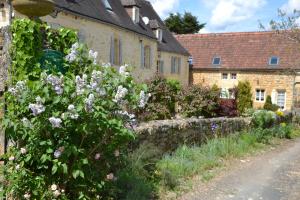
[53,0,155,39]
[137,0,190,56]
[175,31,300,70]
[120,0,141,7]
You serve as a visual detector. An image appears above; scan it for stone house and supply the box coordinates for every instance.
[176,32,300,111]
[0,0,190,85]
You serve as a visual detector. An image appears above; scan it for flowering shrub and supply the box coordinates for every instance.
[178,85,219,118]
[1,38,149,199]
[217,99,238,117]
[252,110,276,129]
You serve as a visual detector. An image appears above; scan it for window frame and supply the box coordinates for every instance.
[222,73,228,80]
[132,6,140,23]
[277,90,286,110]
[269,56,279,66]
[231,73,237,80]
[171,57,181,74]
[255,89,265,102]
[212,56,221,65]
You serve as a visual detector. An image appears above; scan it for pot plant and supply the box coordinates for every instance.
[12,0,54,18]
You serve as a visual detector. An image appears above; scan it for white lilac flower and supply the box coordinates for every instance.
[114,150,120,157]
[119,65,130,77]
[22,117,31,127]
[68,104,79,119]
[89,50,98,65]
[90,70,102,89]
[116,110,135,121]
[51,184,58,191]
[46,75,64,95]
[102,63,111,68]
[8,81,26,96]
[75,74,88,95]
[84,94,95,113]
[54,150,62,158]
[49,117,62,128]
[139,91,151,108]
[24,193,31,199]
[20,148,27,155]
[65,42,79,62]
[114,86,128,103]
[15,164,20,170]
[53,190,61,197]
[29,96,45,116]
[9,156,15,161]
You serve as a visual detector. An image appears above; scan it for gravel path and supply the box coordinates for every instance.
[179,138,300,200]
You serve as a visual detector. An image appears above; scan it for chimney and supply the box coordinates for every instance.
[121,0,140,24]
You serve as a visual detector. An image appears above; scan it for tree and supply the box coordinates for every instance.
[237,81,253,114]
[164,12,205,34]
[263,95,279,111]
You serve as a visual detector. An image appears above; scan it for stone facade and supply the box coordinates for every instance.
[134,117,251,152]
[158,51,189,86]
[192,70,297,110]
[42,12,158,82]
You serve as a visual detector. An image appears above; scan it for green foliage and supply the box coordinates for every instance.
[252,110,276,129]
[164,12,205,34]
[263,95,279,111]
[2,19,149,199]
[237,81,253,114]
[178,85,219,118]
[139,76,180,120]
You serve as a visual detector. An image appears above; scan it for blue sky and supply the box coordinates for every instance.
[148,0,300,33]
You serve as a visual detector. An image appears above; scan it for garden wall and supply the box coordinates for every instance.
[134,117,252,152]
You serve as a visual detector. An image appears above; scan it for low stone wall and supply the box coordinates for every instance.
[134,117,252,152]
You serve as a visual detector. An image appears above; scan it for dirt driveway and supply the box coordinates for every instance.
[179,138,300,200]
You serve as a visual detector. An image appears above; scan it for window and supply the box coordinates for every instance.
[269,56,279,65]
[110,36,122,66]
[220,88,235,99]
[256,89,265,102]
[144,45,151,69]
[132,6,139,23]
[171,57,181,74]
[188,56,193,65]
[102,0,112,11]
[156,29,163,42]
[212,57,221,65]
[0,3,6,22]
[277,91,286,110]
[231,73,237,79]
[158,60,164,73]
[222,73,228,79]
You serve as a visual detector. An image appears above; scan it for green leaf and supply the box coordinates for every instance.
[52,165,58,175]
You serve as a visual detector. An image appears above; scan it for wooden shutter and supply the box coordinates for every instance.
[110,36,114,64]
[140,42,144,68]
[171,57,175,74]
[178,57,181,74]
[119,38,122,65]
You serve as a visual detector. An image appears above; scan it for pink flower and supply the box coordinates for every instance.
[94,153,101,160]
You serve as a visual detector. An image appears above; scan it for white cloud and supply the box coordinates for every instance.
[148,0,180,18]
[205,0,266,30]
[281,0,300,13]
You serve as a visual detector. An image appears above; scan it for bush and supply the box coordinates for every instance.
[263,96,279,111]
[1,25,150,199]
[237,81,253,114]
[217,99,238,117]
[252,110,276,129]
[138,76,180,121]
[178,85,219,118]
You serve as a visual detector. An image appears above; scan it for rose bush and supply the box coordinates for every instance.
[1,40,149,199]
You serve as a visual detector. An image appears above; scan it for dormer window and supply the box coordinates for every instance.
[269,56,279,66]
[212,57,221,65]
[102,0,112,11]
[132,6,139,23]
[156,29,163,42]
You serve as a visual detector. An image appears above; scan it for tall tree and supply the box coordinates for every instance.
[164,12,205,34]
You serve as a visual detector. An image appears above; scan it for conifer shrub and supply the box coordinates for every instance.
[236,81,253,114]
[263,95,279,111]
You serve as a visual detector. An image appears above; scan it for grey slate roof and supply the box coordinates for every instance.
[120,0,141,7]
[137,0,190,56]
[53,0,155,39]
[149,19,160,29]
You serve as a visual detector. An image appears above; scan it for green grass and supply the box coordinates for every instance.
[156,125,297,193]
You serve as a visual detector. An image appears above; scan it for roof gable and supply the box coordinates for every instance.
[176,32,300,70]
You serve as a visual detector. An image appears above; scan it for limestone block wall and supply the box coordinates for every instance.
[42,12,158,82]
[158,51,189,86]
[134,117,251,152]
[192,70,296,110]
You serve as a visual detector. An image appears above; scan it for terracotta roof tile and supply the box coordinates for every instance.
[175,31,300,70]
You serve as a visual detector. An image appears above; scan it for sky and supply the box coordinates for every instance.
[148,0,300,33]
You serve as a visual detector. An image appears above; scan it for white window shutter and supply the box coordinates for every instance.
[110,36,114,64]
[271,89,277,104]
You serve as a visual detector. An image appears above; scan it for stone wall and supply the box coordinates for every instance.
[192,70,296,110]
[134,117,252,152]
